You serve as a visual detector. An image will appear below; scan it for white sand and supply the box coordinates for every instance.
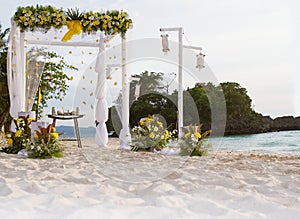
[0,138,299,219]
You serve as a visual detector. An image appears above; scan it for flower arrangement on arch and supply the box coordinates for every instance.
[13,5,133,37]
[1,116,34,154]
[27,123,64,159]
[14,5,67,32]
[131,115,177,152]
[178,124,211,156]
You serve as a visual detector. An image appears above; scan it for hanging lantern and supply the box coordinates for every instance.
[134,83,141,100]
[106,66,112,79]
[161,34,170,54]
[196,52,205,70]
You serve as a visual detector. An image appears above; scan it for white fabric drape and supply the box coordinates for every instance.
[7,21,26,119]
[94,33,108,147]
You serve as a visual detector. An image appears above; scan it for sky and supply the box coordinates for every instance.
[1,0,300,126]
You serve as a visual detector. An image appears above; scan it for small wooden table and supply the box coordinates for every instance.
[48,114,85,148]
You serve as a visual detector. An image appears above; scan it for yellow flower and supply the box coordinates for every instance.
[28,118,35,122]
[34,133,38,139]
[15,130,22,137]
[149,132,155,139]
[51,133,59,139]
[194,132,201,139]
[7,138,13,145]
[165,130,169,135]
[52,127,56,133]
[184,132,191,139]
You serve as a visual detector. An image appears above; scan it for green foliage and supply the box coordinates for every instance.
[131,115,176,151]
[220,82,254,119]
[39,50,77,103]
[128,71,176,129]
[28,123,64,159]
[130,93,177,131]
[29,48,78,118]
[65,7,84,20]
[0,24,10,132]
[129,71,165,103]
[111,70,255,137]
[179,125,211,156]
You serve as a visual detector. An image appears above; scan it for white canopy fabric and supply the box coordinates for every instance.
[6,21,124,147]
[7,21,26,119]
[94,33,108,147]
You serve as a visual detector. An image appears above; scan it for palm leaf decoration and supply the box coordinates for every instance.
[65,7,84,20]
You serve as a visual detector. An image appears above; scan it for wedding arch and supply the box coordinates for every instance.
[7,5,133,147]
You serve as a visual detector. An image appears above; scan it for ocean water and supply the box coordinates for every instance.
[57,126,300,155]
[208,130,300,155]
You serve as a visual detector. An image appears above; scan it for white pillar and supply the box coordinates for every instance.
[118,36,131,150]
[178,28,183,137]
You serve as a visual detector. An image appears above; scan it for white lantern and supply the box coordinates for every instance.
[196,52,205,70]
[161,34,170,53]
[134,83,141,100]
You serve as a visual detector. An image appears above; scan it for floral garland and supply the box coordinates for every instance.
[14,5,67,32]
[13,5,133,37]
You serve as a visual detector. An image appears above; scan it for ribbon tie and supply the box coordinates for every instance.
[62,20,82,42]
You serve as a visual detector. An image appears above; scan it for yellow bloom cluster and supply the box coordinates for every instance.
[140,116,153,126]
[51,133,59,139]
[81,10,132,36]
[7,138,13,145]
[14,6,132,37]
[15,130,23,137]
[14,5,67,32]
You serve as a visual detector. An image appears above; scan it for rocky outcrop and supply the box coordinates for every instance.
[270,116,300,131]
[224,115,300,136]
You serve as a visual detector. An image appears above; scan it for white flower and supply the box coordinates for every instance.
[37,146,41,151]
[191,134,197,143]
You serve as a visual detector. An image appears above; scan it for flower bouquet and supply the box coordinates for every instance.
[28,123,64,159]
[131,115,176,152]
[1,116,34,154]
[178,125,211,156]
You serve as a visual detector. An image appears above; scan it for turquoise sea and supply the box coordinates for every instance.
[57,126,300,155]
[209,130,300,155]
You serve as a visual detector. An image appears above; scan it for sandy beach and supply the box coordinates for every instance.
[0,138,299,219]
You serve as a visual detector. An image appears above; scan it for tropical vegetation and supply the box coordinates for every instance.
[28,48,78,118]
[0,24,10,132]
